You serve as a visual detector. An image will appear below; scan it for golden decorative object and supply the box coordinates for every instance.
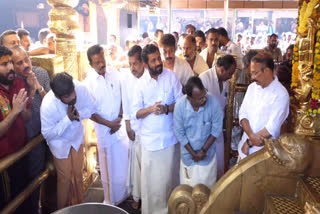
[47,0,79,8]
[265,134,312,172]
[47,0,80,79]
[48,7,80,36]
[168,134,320,214]
[30,54,64,78]
[168,184,210,214]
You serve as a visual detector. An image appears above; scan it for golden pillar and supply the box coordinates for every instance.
[47,0,80,79]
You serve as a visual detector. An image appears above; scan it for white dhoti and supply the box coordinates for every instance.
[141,143,180,214]
[180,154,217,188]
[97,129,129,205]
[126,135,142,202]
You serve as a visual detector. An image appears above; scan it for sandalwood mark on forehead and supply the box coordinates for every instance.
[0,55,11,65]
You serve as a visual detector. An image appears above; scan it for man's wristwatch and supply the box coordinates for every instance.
[165,104,169,115]
[246,139,253,148]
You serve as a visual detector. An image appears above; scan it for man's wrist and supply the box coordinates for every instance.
[246,139,253,148]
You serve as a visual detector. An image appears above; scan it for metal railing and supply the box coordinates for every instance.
[0,135,53,214]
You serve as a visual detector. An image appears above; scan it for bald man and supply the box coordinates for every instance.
[182,35,209,76]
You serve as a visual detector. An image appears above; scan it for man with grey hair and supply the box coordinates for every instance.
[11,45,51,213]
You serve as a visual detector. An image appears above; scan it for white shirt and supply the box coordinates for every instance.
[200,48,221,68]
[173,56,193,86]
[84,67,122,148]
[199,67,229,109]
[238,77,289,159]
[40,81,97,159]
[132,68,183,151]
[221,40,243,70]
[120,69,143,134]
[193,54,209,76]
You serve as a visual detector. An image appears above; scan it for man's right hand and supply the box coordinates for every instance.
[12,89,28,115]
[67,105,80,121]
[109,117,122,134]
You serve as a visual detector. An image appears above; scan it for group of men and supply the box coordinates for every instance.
[0,24,290,214]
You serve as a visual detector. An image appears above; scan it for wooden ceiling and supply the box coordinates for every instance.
[159,0,298,9]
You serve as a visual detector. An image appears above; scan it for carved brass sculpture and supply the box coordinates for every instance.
[168,184,210,214]
[265,134,312,172]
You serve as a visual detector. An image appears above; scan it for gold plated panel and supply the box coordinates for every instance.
[30,55,64,78]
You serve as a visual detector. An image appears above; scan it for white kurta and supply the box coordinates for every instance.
[84,68,129,205]
[238,77,289,159]
[199,67,228,179]
[172,56,194,86]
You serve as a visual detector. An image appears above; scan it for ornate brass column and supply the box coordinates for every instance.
[47,0,80,79]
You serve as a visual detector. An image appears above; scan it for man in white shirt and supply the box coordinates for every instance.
[238,53,289,159]
[121,45,144,209]
[132,44,182,214]
[183,35,209,76]
[40,72,98,209]
[200,28,220,69]
[217,27,245,152]
[84,44,129,205]
[217,27,243,70]
[199,55,236,179]
[160,33,193,86]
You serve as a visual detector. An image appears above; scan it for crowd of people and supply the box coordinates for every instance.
[0,23,293,214]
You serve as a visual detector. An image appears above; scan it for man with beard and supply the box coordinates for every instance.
[132,44,182,214]
[183,35,209,76]
[199,55,236,179]
[11,45,50,213]
[0,45,30,213]
[40,72,99,209]
[121,45,144,209]
[174,76,223,187]
[84,44,129,205]
[200,28,220,68]
[160,33,193,86]
[238,53,289,160]
[263,34,283,62]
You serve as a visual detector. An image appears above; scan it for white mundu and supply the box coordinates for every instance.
[132,68,182,214]
[199,67,228,179]
[84,67,129,205]
[172,56,193,86]
[121,69,142,202]
[238,77,289,159]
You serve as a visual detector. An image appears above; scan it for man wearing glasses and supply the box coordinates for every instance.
[238,53,289,159]
[173,76,223,187]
